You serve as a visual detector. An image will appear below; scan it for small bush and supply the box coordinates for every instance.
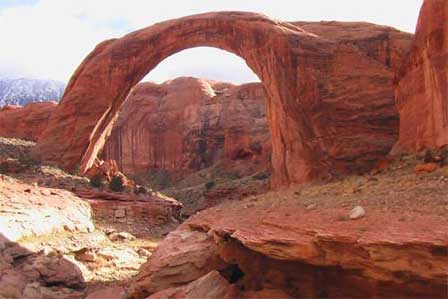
[109,175,124,192]
[133,185,148,195]
[90,174,104,188]
[131,169,172,191]
[0,162,9,174]
[205,180,216,190]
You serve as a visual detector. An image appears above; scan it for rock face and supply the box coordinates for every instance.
[393,0,448,152]
[128,229,227,298]
[146,271,236,299]
[32,13,413,187]
[0,176,94,243]
[127,200,448,299]
[0,102,57,142]
[102,77,270,182]
[74,188,182,229]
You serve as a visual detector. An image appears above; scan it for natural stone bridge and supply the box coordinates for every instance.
[32,11,412,187]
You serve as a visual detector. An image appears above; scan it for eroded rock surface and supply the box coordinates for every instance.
[0,102,57,142]
[128,204,447,298]
[75,188,182,235]
[33,14,413,187]
[0,176,94,243]
[103,77,270,182]
[128,156,448,299]
[146,271,236,299]
[0,137,182,299]
[393,0,448,152]
[128,229,227,298]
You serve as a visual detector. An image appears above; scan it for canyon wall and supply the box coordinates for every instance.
[291,21,412,176]
[393,0,448,153]
[0,102,57,142]
[102,77,271,182]
[31,13,413,187]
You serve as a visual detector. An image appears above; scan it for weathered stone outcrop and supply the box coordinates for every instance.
[128,229,227,298]
[102,77,270,181]
[292,21,413,70]
[0,102,57,142]
[393,0,448,153]
[74,188,182,227]
[146,271,236,299]
[32,13,413,187]
[0,176,95,243]
[127,200,448,298]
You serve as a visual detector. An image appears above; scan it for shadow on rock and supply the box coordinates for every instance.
[0,233,86,299]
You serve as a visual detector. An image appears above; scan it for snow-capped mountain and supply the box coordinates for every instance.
[0,78,65,107]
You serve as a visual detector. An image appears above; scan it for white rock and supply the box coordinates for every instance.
[108,231,136,242]
[349,206,366,220]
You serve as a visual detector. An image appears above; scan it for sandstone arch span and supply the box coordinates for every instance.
[33,12,413,187]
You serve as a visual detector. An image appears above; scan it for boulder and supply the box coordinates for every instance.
[145,271,236,299]
[415,162,439,173]
[127,229,227,298]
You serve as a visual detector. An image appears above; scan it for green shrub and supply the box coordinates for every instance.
[205,180,216,190]
[109,175,124,192]
[90,174,104,188]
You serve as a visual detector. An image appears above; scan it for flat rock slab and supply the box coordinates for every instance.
[0,176,94,244]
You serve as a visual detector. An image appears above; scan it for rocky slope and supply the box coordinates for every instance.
[393,0,448,152]
[0,78,64,107]
[128,155,448,299]
[0,137,182,299]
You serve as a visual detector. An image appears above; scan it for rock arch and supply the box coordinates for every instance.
[33,12,412,187]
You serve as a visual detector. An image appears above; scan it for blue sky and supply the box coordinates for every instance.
[0,0,37,9]
[0,0,424,83]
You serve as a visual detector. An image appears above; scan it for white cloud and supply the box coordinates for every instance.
[0,0,124,81]
[0,0,423,83]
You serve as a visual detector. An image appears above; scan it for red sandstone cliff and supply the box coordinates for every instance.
[100,21,414,184]
[102,77,271,183]
[32,14,414,187]
[393,0,448,152]
[0,102,57,142]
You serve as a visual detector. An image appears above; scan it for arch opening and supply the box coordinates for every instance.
[32,12,407,188]
[141,47,260,84]
[33,12,323,188]
[99,47,272,205]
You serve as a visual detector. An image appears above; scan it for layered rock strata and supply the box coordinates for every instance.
[127,201,448,299]
[102,77,271,181]
[0,102,57,142]
[32,14,412,187]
